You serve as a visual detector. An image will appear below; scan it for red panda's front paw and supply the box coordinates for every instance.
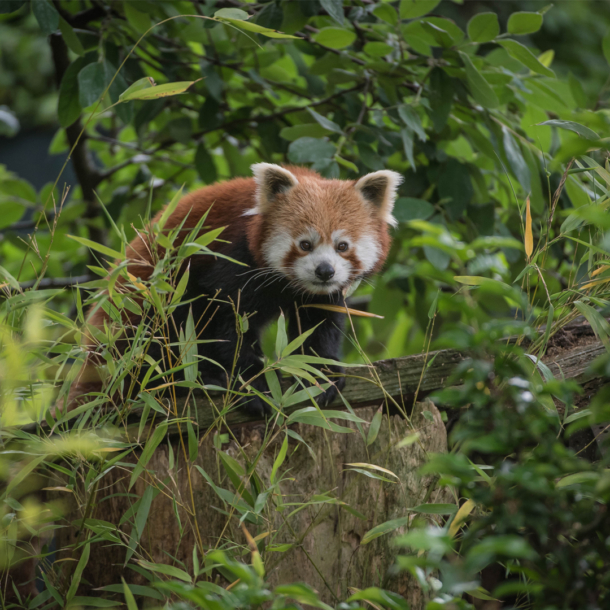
[315,366,346,407]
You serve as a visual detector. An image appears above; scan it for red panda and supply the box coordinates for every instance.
[71,163,402,416]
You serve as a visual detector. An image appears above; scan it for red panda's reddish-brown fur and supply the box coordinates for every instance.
[65,164,402,415]
[87,165,394,330]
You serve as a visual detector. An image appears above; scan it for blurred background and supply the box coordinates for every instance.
[1,0,609,362]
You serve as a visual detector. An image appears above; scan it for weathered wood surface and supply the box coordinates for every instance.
[47,323,607,605]
[188,329,606,431]
[53,401,450,608]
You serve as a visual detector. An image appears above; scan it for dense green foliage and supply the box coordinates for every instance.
[1,1,610,609]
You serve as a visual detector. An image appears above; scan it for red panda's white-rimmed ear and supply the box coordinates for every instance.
[355,170,403,227]
[247,163,299,215]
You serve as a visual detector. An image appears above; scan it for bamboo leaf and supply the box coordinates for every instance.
[68,235,125,261]
[129,423,168,489]
[362,516,411,545]
[122,578,138,610]
[66,543,91,601]
[449,499,475,537]
[524,196,533,259]
[345,462,398,479]
[299,304,384,319]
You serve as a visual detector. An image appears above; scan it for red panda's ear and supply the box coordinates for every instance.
[355,170,403,227]
[249,163,299,215]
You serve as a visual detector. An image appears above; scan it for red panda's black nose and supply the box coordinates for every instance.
[315,262,335,282]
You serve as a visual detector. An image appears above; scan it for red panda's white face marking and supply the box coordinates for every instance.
[250,163,402,295]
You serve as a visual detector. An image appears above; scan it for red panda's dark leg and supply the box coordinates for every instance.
[288,304,346,407]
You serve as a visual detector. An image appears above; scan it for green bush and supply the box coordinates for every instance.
[1,1,610,608]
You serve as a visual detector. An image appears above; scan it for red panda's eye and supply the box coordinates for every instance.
[300,241,312,252]
[337,242,349,252]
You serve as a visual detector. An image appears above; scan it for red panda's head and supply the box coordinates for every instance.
[247,163,402,296]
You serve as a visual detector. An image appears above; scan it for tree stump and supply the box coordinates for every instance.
[52,400,448,607]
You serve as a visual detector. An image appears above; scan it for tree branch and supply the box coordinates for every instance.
[19,274,94,290]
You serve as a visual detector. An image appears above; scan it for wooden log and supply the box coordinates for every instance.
[48,326,607,605]
[52,401,449,608]
[185,331,606,431]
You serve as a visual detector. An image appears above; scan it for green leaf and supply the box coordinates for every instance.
[411,503,458,514]
[335,155,359,173]
[157,185,184,232]
[366,411,383,446]
[282,321,323,358]
[271,434,288,484]
[502,128,530,191]
[574,301,610,349]
[348,588,408,610]
[397,105,426,141]
[393,197,434,222]
[400,128,415,168]
[359,142,384,171]
[129,423,168,489]
[58,58,85,127]
[216,15,298,39]
[421,21,453,48]
[120,80,199,101]
[307,108,342,134]
[170,266,190,308]
[314,28,356,50]
[537,120,599,141]
[0,201,24,229]
[373,4,398,26]
[275,311,288,358]
[364,42,394,58]
[0,265,20,290]
[288,137,336,164]
[66,543,90,601]
[59,17,84,55]
[428,289,440,318]
[438,158,473,220]
[124,2,152,33]
[215,8,249,20]
[119,77,155,101]
[32,0,59,35]
[467,12,499,43]
[362,516,411,545]
[507,11,543,35]
[138,561,192,583]
[122,578,138,610]
[274,583,334,610]
[78,62,106,107]
[459,52,499,109]
[399,0,441,19]
[68,235,124,261]
[195,143,218,184]
[556,471,599,488]
[498,40,555,78]
[320,0,344,26]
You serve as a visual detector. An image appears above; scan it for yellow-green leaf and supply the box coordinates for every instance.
[120,79,201,101]
[68,235,125,261]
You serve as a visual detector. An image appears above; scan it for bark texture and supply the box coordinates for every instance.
[52,401,448,607]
